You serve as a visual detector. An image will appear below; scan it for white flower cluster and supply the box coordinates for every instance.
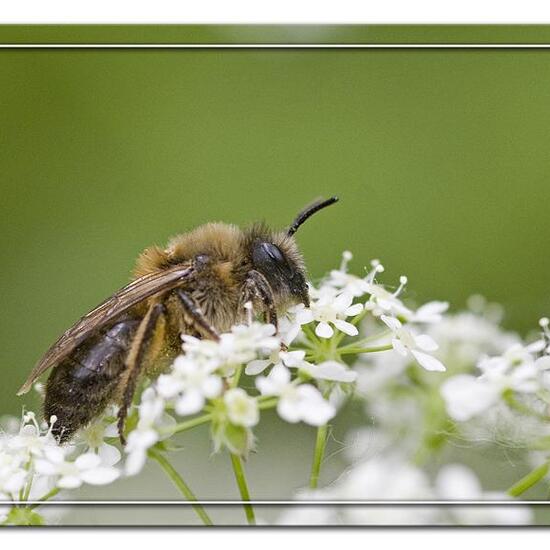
[351,295,529,458]
[9,251,541,526]
[277,456,532,526]
[441,318,550,423]
[124,252,450,475]
[0,410,120,523]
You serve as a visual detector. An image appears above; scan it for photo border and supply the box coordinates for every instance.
[2,23,548,511]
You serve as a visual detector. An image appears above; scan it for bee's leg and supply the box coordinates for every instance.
[243,270,278,330]
[175,289,220,341]
[117,302,166,444]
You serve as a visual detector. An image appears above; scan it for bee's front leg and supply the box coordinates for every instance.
[242,270,278,331]
[175,289,220,341]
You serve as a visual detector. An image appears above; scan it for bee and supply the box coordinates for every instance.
[17,197,339,444]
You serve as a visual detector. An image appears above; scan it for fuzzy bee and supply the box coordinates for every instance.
[17,197,339,443]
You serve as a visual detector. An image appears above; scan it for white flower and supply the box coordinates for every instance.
[364,272,413,319]
[324,251,370,298]
[289,455,438,525]
[278,304,314,347]
[298,289,363,339]
[7,412,58,461]
[256,365,335,426]
[478,342,545,394]
[380,315,446,372]
[158,355,223,416]
[75,417,120,467]
[124,388,173,476]
[333,455,434,501]
[35,447,119,489]
[246,349,307,376]
[224,388,259,427]
[248,349,357,384]
[436,464,531,525]
[177,322,279,381]
[0,448,27,496]
[124,429,158,477]
[365,278,448,325]
[440,374,500,421]
[441,338,550,422]
[0,411,66,500]
[427,311,519,368]
[407,301,449,324]
[182,322,279,372]
[300,360,358,383]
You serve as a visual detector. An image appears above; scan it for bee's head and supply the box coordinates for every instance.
[246,197,338,309]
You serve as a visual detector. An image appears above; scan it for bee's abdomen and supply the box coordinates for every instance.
[44,318,139,442]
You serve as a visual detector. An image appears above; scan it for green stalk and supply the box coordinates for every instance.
[22,470,34,503]
[163,412,213,436]
[337,329,392,351]
[309,424,328,489]
[28,487,60,510]
[230,453,255,525]
[148,447,213,526]
[258,397,278,410]
[231,365,243,388]
[508,461,550,497]
[338,344,393,356]
[302,323,322,347]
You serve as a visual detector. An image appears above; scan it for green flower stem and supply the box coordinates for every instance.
[258,397,278,410]
[337,329,392,351]
[309,423,328,489]
[22,470,34,502]
[231,365,243,388]
[164,412,213,436]
[28,487,60,510]
[507,461,550,497]
[148,447,213,526]
[338,344,393,356]
[302,323,322,347]
[230,453,255,525]
[164,398,277,437]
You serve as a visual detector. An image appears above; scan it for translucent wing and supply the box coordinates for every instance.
[18,264,194,395]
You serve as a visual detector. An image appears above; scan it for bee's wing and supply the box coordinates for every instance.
[17,264,195,395]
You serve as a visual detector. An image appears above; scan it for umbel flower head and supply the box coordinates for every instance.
[120,251,449,474]
[4,250,467,526]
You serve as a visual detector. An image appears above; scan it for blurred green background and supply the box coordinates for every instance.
[3,29,550,415]
[1,26,550,520]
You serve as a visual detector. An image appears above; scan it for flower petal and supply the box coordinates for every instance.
[414,334,438,352]
[334,320,359,336]
[315,322,334,339]
[345,303,364,317]
[175,390,204,416]
[381,315,402,332]
[80,466,120,486]
[411,350,446,372]
[245,359,271,376]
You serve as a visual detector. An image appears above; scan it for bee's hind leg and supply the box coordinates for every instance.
[117,302,166,444]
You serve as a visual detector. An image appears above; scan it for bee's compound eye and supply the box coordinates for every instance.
[252,242,285,268]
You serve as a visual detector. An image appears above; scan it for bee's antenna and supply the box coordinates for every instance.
[287,196,339,237]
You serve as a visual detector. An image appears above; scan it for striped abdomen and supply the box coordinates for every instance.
[44,318,140,442]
